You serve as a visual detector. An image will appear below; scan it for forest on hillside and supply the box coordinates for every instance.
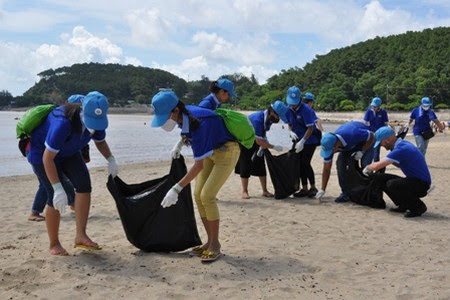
[1,26,449,111]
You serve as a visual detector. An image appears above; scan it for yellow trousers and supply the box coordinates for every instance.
[194,142,240,221]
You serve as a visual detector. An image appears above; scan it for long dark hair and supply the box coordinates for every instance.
[64,103,82,133]
[209,81,222,94]
[175,101,200,131]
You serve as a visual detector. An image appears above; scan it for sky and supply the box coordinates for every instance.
[0,0,449,96]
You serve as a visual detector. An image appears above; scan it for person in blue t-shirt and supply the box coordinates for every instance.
[363,126,432,218]
[408,97,444,155]
[150,90,240,263]
[284,86,319,198]
[28,91,118,255]
[235,100,288,199]
[315,121,375,203]
[197,78,237,110]
[363,97,389,162]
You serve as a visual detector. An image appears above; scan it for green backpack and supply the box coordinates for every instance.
[16,104,56,139]
[215,108,255,149]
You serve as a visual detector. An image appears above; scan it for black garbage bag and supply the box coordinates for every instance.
[346,159,385,209]
[264,148,300,199]
[106,156,202,252]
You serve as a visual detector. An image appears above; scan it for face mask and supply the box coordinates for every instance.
[162,118,177,132]
[422,105,430,111]
[87,128,95,135]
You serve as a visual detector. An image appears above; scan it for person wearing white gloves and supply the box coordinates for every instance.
[316,121,374,203]
[150,90,240,263]
[235,100,289,199]
[27,91,117,255]
[284,86,318,198]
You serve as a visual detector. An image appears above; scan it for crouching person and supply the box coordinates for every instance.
[363,126,431,218]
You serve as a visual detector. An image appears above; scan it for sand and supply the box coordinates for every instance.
[0,133,449,299]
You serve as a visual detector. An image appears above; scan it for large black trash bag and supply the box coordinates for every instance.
[264,147,300,199]
[106,156,202,252]
[346,160,385,209]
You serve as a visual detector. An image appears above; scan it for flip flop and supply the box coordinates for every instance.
[201,250,222,263]
[189,246,206,257]
[74,242,102,251]
[28,215,45,222]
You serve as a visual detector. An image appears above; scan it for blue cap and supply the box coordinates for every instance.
[286,86,301,105]
[320,133,337,158]
[68,94,85,104]
[373,126,395,148]
[370,97,382,107]
[421,97,432,107]
[303,92,315,101]
[216,79,237,97]
[150,90,179,127]
[271,100,289,123]
[82,91,108,130]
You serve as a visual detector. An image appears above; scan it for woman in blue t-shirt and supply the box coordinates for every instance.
[28,91,118,256]
[151,90,240,263]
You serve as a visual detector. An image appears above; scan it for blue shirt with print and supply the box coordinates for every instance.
[386,139,431,184]
[410,106,437,135]
[248,110,272,139]
[28,106,105,164]
[183,105,235,160]
[364,108,388,132]
[198,93,220,110]
[286,102,317,140]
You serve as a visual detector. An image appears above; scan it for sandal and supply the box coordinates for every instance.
[74,240,102,251]
[189,246,206,257]
[201,250,222,263]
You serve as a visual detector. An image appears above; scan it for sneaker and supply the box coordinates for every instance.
[307,188,318,198]
[404,205,427,218]
[390,206,407,213]
[334,194,350,203]
[294,189,308,198]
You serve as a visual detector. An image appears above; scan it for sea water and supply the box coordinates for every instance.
[0,111,338,177]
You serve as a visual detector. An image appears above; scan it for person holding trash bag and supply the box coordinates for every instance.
[27,91,118,255]
[150,90,240,263]
[285,86,318,198]
[235,100,288,199]
[363,126,432,218]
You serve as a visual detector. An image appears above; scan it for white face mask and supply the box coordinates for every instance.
[422,105,430,111]
[162,118,177,132]
[87,128,95,135]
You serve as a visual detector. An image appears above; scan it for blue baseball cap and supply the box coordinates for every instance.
[373,126,395,148]
[68,94,85,104]
[82,91,109,130]
[370,97,382,107]
[320,132,337,158]
[271,100,289,123]
[216,78,237,97]
[150,90,179,127]
[286,86,301,105]
[303,92,315,101]
[421,97,432,107]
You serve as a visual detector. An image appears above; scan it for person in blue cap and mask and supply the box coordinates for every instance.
[235,100,288,199]
[150,90,240,263]
[27,91,118,255]
[408,97,444,155]
[315,121,375,202]
[170,78,237,159]
[363,97,389,163]
[363,126,432,217]
[284,86,319,198]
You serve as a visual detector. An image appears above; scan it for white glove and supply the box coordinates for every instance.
[295,138,306,153]
[272,145,284,152]
[170,139,184,159]
[363,166,373,176]
[289,131,299,141]
[352,151,364,160]
[315,189,325,200]
[107,156,119,177]
[52,182,68,214]
[161,183,183,208]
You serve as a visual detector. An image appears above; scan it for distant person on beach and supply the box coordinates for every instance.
[363,126,432,218]
[363,97,389,162]
[235,100,288,199]
[315,121,375,202]
[408,97,444,155]
[150,90,240,263]
[197,78,237,110]
[27,91,119,255]
[285,86,319,198]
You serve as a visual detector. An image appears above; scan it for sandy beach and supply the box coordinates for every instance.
[1,132,449,299]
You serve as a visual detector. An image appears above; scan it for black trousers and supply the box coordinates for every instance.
[299,144,317,187]
[372,173,429,213]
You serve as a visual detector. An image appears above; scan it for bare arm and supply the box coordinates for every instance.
[361,132,375,152]
[433,119,444,132]
[367,158,392,172]
[43,149,59,185]
[255,138,274,149]
[94,140,113,159]
[320,162,332,191]
[178,159,203,188]
[302,126,314,141]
